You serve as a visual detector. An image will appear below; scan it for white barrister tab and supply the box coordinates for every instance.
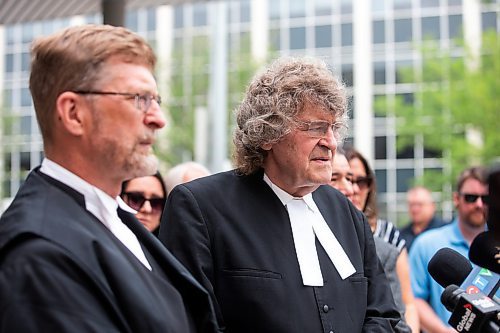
[287,199,324,286]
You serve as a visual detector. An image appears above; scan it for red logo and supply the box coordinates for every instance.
[466,286,480,294]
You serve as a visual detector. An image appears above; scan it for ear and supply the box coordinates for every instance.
[452,192,459,209]
[55,91,88,136]
[261,143,272,151]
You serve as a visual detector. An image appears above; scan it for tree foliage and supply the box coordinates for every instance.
[377,31,500,187]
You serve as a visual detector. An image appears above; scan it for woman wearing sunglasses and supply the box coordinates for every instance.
[345,147,420,333]
[121,171,167,236]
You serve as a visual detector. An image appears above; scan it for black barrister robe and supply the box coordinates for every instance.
[159,169,404,333]
[0,168,220,333]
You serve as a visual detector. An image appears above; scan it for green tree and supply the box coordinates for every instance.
[377,30,500,189]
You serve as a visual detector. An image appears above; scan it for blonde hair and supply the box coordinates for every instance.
[29,24,156,145]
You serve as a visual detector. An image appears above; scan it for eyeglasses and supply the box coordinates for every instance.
[122,192,166,214]
[459,193,489,204]
[73,91,161,113]
[351,177,372,190]
[296,120,347,139]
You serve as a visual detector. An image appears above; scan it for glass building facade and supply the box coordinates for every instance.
[1,0,498,225]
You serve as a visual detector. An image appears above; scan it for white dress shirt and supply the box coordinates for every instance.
[263,173,355,286]
[40,158,152,270]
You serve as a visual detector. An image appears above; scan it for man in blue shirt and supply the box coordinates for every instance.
[409,166,488,333]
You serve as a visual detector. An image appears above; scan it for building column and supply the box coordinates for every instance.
[352,0,374,163]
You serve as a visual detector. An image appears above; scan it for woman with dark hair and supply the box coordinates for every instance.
[345,148,420,333]
[121,171,167,236]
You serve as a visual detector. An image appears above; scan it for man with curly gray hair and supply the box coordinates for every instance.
[160,57,403,332]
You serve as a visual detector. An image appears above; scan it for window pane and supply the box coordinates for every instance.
[395,60,413,83]
[396,169,414,192]
[448,15,463,39]
[174,6,184,28]
[20,115,31,135]
[5,53,14,73]
[21,52,30,72]
[342,64,353,87]
[422,16,440,40]
[240,0,251,22]
[269,0,280,20]
[394,19,412,42]
[126,11,138,31]
[315,0,331,16]
[396,135,414,158]
[482,12,497,32]
[341,0,352,14]
[21,152,31,171]
[290,0,306,18]
[396,92,414,105]
[269,28,281,50]
[375,136,387,159]
[374,62,386,84]
[421,0,439,7]
[394,0,412,10]
[375,169,387,193]
[193,4,207,27]
[147,8,157,31]
[21,88,32,107]
[315,25,332,48]
[290,27,306,49]
[373,20,385,44]
[372,0,385,13]
[341,23,353,46]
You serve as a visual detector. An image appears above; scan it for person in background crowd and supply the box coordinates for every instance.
[409,166,488,333]
[401,186,445,251]
[164,161,210,196]
[0,24,219,332]
[328,148,354,201]
[345,147,419,333]
[329,150,413,332]
[159,57,404,332]
[121,171,167,235]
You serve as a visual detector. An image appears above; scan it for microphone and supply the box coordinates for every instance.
[428,247,472,287]
[470,232,500,274]
[428,247,500,300]
[441,284,500,333]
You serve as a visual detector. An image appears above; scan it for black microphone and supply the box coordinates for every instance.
[470,232,500,274]
[441,284,500,333]
[428,247,473,288]
[429,247,500,300]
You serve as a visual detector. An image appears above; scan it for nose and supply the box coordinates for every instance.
[319,127,338,151]
[140,199,153,213]
[145,102,166,129]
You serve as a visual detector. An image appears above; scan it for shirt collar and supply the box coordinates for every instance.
[40,158,121,224]
[449,218,471,248]
[263,173,319,213]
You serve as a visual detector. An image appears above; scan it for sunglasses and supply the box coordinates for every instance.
[459,193,489,204]
[351,177,372,190]
[122,192,165,214]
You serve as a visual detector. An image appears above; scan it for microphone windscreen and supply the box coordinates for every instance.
[469,231,500,274]
[428,247,472,288]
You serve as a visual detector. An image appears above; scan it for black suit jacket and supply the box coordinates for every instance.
[0,168,220,333]
[159,169,403,333]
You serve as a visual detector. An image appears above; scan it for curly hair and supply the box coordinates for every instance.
[232,57,348,175]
